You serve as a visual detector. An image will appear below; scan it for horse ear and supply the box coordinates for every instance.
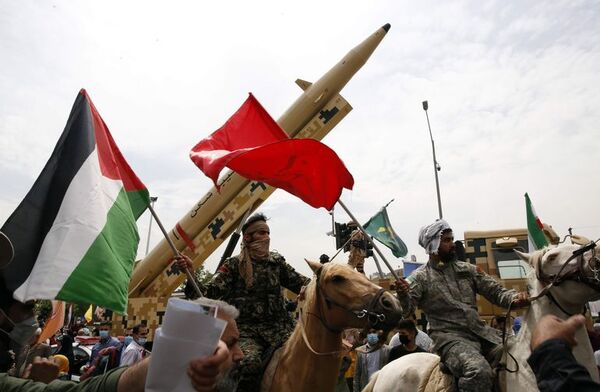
[305,259,322,275]
[514,250,531,263]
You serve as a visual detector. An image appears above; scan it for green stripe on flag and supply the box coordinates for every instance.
[525,193,548,250]
[57,188,140,313]
[127,188,150,220]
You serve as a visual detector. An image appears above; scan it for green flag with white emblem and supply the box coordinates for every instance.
[364,207,408,257]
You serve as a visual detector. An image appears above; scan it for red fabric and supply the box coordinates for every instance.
[82,89,147,193]
[190,93,354,210]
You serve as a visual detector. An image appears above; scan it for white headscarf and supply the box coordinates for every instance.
[418,219,451,255]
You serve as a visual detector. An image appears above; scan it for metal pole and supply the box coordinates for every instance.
[216,208,252,271]
[145,197,158,256]
[337,200,399,280]
[147,203,203,297]
[423,101,443,219]
[371,250,385,279]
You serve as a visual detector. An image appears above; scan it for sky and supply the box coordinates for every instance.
[1,0,600,280]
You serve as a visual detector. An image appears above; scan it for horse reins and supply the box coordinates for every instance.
[297,274,388,356]
[530,241,600,315]
[498,242,600,375]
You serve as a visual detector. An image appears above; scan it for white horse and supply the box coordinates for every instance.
[363,243,600,392]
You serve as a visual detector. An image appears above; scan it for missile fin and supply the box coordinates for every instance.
[295,79,313,91]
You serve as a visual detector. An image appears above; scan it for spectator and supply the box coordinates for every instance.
[0,232,39,374]
[56,327,75,376]
[388,319,426,363]
[14,327,51,377]
[81,322,120,376]
[120,324,148,367]
[529,314,600,391]
[513,316,523,334]
[51,354,70,380]
[389,313,432,351]
[353,329,390,392]
[1,340,232,391]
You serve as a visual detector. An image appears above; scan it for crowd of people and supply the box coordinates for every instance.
[1,214,600,391]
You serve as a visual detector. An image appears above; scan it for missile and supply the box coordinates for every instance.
[128,23,391,298]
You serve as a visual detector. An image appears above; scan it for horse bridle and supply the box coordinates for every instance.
[297,273,389,356]
[311,273,388,333]
[498,242,600,374]
[530,241,600,315]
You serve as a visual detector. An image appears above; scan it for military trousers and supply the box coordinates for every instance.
[237,321,294,392]
[439,337,498,392]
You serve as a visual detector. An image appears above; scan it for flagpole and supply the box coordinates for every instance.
[147,203,203,298]
[337,200,399,280]
[371,250,385,279]
[216,208,252,272]
[423,100,443,219]
[145,197,158,255]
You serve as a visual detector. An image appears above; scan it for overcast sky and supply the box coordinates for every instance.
[2,1,599,279]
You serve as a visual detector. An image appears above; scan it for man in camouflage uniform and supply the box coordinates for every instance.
[179,213,309,391]
[395,220,529,392]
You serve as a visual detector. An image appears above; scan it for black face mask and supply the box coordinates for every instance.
[398,335,411,345]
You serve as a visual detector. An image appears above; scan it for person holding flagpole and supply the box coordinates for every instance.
[176,212,309,391]
[394,219,530,392]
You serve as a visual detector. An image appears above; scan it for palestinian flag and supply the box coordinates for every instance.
[1,89,149,313]
[525,193,548,252]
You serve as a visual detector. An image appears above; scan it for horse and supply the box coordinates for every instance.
[262,259,403,392]
[363,242,600,392]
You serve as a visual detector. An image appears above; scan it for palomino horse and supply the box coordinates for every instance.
[363,242,600,392]
[262,260,403,392]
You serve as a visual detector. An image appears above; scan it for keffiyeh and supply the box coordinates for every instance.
[418,219,451,255]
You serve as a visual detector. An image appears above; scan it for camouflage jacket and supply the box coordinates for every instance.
[205,251,309,325]
[399,260,516,350]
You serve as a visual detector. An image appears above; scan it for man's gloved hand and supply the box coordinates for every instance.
[512,291,530,307]
[531,314,585,350]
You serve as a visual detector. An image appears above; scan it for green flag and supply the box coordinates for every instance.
[364,207,408,257]
[525,193,548,251]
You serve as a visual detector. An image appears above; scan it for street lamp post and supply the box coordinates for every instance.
[422,100,443,219]
[145,196,158,255]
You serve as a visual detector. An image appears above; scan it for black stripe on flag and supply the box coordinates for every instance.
[1,92,96,294]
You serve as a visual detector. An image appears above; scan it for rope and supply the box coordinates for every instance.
[297,307,344,357]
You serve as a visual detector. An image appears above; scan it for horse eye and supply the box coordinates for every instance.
[331,275,346,283]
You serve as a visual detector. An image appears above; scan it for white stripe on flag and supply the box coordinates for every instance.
[14,149,122,301]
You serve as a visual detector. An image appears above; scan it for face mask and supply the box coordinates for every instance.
[99,330,109,339]
[398,335,410,345]
[0,309,39,347]
[123,336,133,346]
[137,337,147,346]
[367,333,379,345]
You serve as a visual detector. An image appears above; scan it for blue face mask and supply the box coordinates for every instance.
[123,336,133,346]
[99,330,109,339]
[367,333,379,345]
[137,337,147,346]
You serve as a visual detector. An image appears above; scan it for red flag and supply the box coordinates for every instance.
[190,94,354,210]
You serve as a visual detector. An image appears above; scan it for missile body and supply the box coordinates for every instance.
[128,24,390,298]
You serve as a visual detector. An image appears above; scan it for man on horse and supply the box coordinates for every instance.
[178,213,310,391]
[395,219,530,391]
